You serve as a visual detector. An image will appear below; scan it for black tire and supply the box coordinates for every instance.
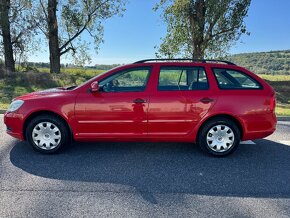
[198,117,240,157]
[25,114,71,154]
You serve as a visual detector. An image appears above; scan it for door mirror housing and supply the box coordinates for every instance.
[90,81,100,92]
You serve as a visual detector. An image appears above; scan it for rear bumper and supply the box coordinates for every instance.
[242,129,276,140]
[241,112,277,140]
[4,111,25,141]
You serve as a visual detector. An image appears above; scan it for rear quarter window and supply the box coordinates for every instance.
[212,68,262,89]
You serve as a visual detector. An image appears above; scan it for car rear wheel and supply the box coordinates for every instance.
[26,115,70,154]
[198,118,240,156]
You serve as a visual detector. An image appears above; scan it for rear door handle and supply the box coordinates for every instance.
[200,97,214,104]
[133,98,146,103]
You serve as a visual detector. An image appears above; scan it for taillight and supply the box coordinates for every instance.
[270,94,276,112]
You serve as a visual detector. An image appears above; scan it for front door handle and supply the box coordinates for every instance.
[133,98,146,103]
[200,97,214,104]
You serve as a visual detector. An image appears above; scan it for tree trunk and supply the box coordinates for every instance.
[0,0,15,72]
[192,45,204,60]
[190,0,205,60]
[47,0,60,73]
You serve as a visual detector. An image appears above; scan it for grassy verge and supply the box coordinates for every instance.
[258,74,290,116]
[0,69,289,116]
[0,103,8,110]
[275,105,290,116]
[0,68,104,111]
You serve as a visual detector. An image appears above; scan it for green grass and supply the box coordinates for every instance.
[0,103,8,110]
[36,67,104,77]
[258,74,290,81]
[258,74,290,116]
[0,68,289,116]
[275,105,290,116]
[0,68,105,107]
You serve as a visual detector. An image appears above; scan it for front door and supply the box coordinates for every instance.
[74,67,152,139]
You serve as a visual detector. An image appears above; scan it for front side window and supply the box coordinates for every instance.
[158,66,209,91]
[99,67,151,92]
[213,68,262,89]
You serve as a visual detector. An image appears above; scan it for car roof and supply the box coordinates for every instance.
[124,59,244,70]
[133,59,236,65]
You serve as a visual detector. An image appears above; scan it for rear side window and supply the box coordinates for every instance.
[212,68,262,89]
[158,67,209,91]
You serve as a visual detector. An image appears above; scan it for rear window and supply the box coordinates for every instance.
[158,67,209,91]
[212,68,262,89]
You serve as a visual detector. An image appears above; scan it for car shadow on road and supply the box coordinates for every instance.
[9,139,290,202]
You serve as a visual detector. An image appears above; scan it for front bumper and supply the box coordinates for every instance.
[4,111,25,140]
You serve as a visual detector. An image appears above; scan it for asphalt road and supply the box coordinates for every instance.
[1,114,290,217]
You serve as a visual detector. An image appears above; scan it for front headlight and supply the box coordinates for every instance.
[7,100,24,112]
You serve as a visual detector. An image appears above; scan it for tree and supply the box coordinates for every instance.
[0,0,38,71]
[0,0,15,71]
[155,0,251,59]
[34,0,125,73]
[47,0,60,74]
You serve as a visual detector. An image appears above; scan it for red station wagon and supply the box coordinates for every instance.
[4,59,277,156]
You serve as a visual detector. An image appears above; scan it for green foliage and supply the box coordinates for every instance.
[275,107,290,116]
[155,0,251,59]
[1,0,38,64]
[36,67,105,77]
[229,50,290,75]
[0,67,105,105]
[30,0,125,68]
[258,74,290,116]
[58,0,126,65]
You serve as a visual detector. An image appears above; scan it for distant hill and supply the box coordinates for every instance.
[229,50,290,75]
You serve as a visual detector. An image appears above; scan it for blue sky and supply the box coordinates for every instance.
[29,0,290,65]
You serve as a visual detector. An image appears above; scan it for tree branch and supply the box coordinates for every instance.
[40,0,48,21]
[11,32,23,45]
[59,25,87,52]
[59,0,110,52]
[204,6,227,43]
[210,26,238,38]
[35,21,48,37]
[86,28,95,37]
[60,47,75,56]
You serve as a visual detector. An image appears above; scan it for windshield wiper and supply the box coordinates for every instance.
[66,85,77,90]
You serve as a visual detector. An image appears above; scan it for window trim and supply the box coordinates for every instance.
[157,66,210,91]
[98,66,152,93]
[211,67,263,90]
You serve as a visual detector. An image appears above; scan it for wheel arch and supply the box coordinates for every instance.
[196,114,244,142]
[23,110,73,141]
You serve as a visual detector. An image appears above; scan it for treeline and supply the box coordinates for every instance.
[229,50,290,75]
[27,62,119,71]
[21,49,290,74]
[3,49,290,74]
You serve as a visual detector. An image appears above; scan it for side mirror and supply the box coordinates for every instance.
[90,81,100,92]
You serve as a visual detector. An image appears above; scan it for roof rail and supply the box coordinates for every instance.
[133,58,235,65]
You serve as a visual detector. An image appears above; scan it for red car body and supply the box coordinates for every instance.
[4,61,276,146]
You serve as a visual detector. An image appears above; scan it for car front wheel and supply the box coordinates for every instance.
[26,115,70,154]
[198,118,240,157]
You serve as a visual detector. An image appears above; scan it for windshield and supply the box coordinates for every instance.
[65,65,123,90]
[75,70,110,89]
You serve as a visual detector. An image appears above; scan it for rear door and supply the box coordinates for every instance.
[148,65,216,138]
